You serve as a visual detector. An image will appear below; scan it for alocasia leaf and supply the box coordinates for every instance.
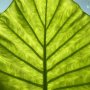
[0,0,90,90]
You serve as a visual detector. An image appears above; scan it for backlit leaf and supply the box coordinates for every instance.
[0,0,90,90]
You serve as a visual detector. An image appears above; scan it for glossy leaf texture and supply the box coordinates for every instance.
[0,0,90,90]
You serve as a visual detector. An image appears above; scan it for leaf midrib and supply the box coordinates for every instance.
[43,0,47,90]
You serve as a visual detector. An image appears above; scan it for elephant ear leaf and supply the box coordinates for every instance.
[0,0,90,90]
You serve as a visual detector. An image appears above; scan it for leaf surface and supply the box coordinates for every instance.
[0,0,90,90]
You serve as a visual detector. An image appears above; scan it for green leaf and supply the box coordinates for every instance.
[0,0,90,90]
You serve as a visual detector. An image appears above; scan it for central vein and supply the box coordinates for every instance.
[43,0,47,90]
